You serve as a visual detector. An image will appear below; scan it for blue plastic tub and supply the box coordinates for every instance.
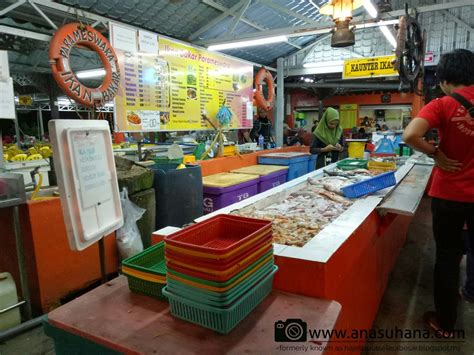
[307,155,317,172]
[341,171,396,198]
[258,153,310,181]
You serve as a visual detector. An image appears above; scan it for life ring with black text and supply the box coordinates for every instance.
[254,68,274,111]
[49,23,121,107]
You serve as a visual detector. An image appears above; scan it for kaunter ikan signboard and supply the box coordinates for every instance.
[343,55,398,80]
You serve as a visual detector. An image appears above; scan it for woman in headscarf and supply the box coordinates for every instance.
[310,107,344,169]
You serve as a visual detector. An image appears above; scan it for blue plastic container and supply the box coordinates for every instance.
[341,171,396,198]
[258,153,310,181]
[375,136,395,154]
[307,155,317,172]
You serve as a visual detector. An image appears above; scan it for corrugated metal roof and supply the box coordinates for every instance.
[2,0,473,72]
[56,0,327,65]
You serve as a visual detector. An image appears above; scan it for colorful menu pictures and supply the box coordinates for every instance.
[113,34,253,132]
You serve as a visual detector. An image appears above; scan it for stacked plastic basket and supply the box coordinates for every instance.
[122,241,167,300]
[162,214,278,334]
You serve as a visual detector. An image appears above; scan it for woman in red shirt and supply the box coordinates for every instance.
[403,49,474,337]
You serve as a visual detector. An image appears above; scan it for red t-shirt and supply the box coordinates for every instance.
[417,86,474,202]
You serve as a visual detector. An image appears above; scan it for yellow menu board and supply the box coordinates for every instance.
[343,55,397,80]
[113,36,254,132]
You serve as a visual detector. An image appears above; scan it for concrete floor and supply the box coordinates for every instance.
[367,197,473,355]
[0,197,472,355]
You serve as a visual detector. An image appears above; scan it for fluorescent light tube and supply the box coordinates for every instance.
[363,0,378,18]
[76,69,106,79]
[207,36,288,51]
[379,22,397,48]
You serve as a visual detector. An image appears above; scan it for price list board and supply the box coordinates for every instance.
[112,24,254,132]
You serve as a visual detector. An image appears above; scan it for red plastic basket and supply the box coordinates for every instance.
[164,215,272,260]
[166,244,273,281]
[165,233,273,269]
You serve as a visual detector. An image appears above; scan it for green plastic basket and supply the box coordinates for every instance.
[167,251,274,288]
[152,156,183,165]
[162,265,278,334]
[336,158,368,170]
[167,262,274,307]
[122,242,167,299]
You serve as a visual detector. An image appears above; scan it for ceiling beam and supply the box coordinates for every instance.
[196,19,377,45]
[384,0,474,17]
[285,82,400,90]
[28,0,57,30]
[10,62,51,73]
[199,0,301,49]
[225,0,251,36]
[201,0,265,32]
[441,10,474,34]
[0,0,27,17]
[189,0,252,41]
[0,24,51,41]
[197,0,474,46]
[258,0,320,25]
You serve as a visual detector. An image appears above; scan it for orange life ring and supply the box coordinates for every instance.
[49,23,121,107]
[254,68,274,111]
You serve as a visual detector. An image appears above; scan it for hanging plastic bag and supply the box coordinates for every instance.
[116,187,145,259]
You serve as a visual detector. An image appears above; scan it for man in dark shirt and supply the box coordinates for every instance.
[250,108,274,143]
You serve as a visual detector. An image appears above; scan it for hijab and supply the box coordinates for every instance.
[313,107,343,146]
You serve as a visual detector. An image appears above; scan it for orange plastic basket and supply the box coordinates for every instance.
[164,214,272,260]
[166,243,273,281]
[166,254,274,292]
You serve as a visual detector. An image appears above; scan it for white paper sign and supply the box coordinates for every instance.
[111,24,137,52]
[246,102,253,121]
[138,30,158,54]
[139,110,161,130]
[70,131,113,209]
[0,78,15,119]
[0,50,9,79]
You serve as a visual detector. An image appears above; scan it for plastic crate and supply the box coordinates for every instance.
[368,160,397,172]
[164,233,272,268]
[164,215,272,260]
[336,159,368,170]
[341,171,396,198]
[122,242,167,299]
[167,255,274,292]
[167,262,274,302]
[167,264,275,308]
[166,247,273,282]
[162,266,278,334]
[258,154,310,181]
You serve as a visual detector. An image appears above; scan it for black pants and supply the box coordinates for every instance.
[431,197,474,331]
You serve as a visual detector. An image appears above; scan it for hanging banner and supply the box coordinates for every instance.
[111,23,254,132]
[343,55,397,80]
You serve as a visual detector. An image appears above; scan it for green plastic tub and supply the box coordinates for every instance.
[166,251,274,288]
[336,158,368,170]
[167,262,274,307]
[122,242,167,299]
[162,265,278,334]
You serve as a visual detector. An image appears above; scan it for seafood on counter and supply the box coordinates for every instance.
[233,183,352,247]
